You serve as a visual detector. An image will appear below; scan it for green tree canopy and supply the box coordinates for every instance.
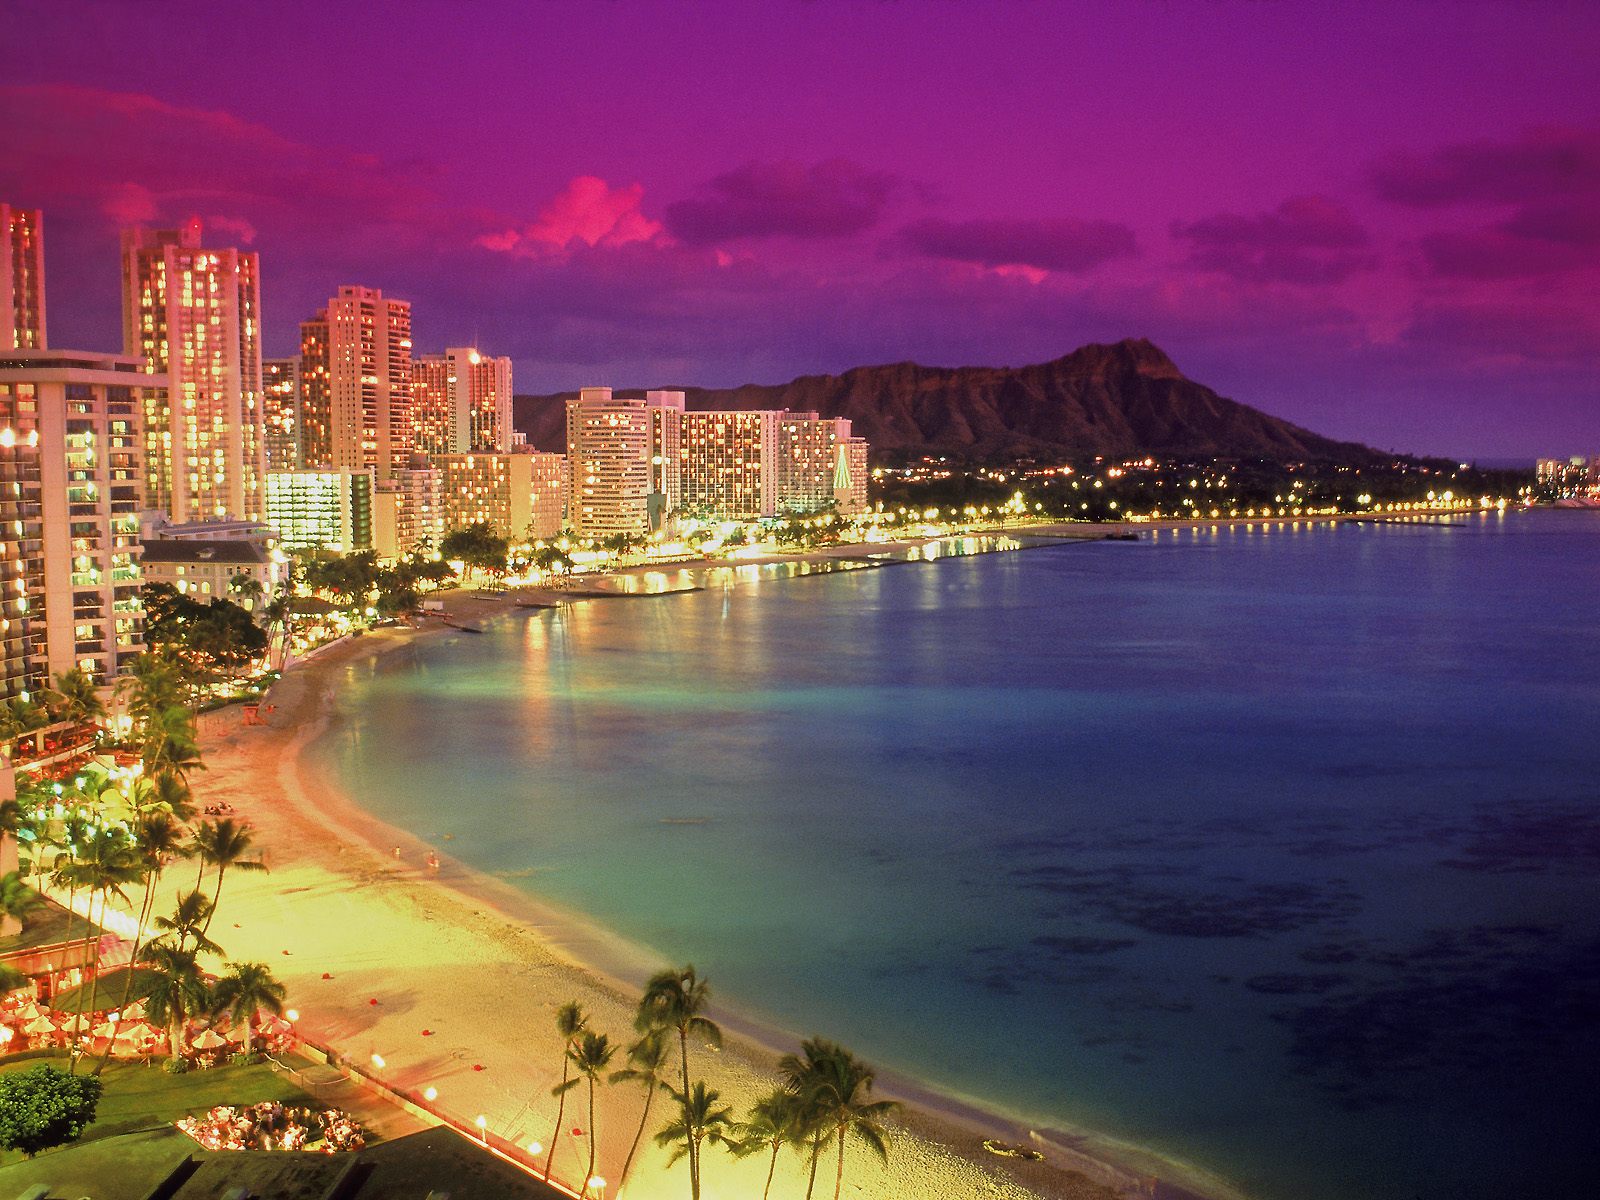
[0,1064,102,1156]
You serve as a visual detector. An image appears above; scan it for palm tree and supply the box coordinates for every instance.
[544,1001,589,1183]
[43,667,106,730]
[609,1029,672,1193]
[737,1088,810,1200]
[211,961,287,1054]
[190,818,266,932]
[94,811,189,1075]
[653,1082,739,1198]
[45,809,92,976]
[0,869,43,932]
[140,940,210,1059]
[554,1032,615,1199]
[64,826,140,1072]
[141,705,203,779]
[152,890,221,958]
[638,965,723,1199]
[779,1039,899,1200]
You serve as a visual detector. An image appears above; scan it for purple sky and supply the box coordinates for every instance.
[3,0,1597,459]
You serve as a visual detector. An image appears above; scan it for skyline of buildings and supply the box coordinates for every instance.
[0,197,874,700]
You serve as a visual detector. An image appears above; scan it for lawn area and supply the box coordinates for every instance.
[0,1055,324,1199]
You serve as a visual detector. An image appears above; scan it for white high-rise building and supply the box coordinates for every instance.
[0,349,153,696]
[121,219,266,523]
[565,387,652,538]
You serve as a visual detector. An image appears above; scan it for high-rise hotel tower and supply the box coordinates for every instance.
[412,347,513,455]
[1,205,46,351]
[298,286,412,482]
[565,387,652,538]
[121,219,266,523]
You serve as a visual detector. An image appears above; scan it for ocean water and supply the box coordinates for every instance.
[318,512,1600,1200]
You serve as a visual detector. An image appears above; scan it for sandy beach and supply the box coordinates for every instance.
[180,533,1267,1200]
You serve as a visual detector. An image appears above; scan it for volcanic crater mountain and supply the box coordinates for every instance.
[512,338,1382,464]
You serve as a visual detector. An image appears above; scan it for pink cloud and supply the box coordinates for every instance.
[477,176,661,258]
[901,216,1136,274]
[1174,196,1373,285]
[666,159,897,244]
[103,182,158,226]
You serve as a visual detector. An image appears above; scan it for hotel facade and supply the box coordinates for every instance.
[264,468,374,553]
[0,350,153,699]
[121,220,267,524]
[436,451,566,543]
[261,357,300,471]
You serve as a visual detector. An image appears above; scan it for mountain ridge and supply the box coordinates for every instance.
[511,339,1386,464]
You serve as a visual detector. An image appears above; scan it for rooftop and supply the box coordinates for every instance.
[139,540,272,566]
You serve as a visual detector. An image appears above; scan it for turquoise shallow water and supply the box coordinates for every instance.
[318,512,1600,1200]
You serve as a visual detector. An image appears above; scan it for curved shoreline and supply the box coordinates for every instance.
[198,567,1247,1200]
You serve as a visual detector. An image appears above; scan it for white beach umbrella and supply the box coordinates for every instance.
[58,1013,93,1034]
[91,1021,119,1039]
[122,999,148,1020]
[23,1015,56,1035]
[115,1020,155,1041]
[258,1016,293,1036]
[190,1028,229,1050]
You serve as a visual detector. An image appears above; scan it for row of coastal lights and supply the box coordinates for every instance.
[365,1051,603,1194]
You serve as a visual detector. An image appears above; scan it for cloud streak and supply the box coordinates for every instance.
[902,217,1137,274]
[665,159,897,244]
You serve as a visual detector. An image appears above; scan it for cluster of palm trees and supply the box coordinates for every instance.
[1,653,286,1077]
[542,965,898,1200]
[0,666,109,748]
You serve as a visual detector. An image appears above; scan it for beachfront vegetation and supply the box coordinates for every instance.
[555,1031,615,1199]
[780,1038,899,1200]
[544,1000,589,1183]
[0,1064,102,1157]
[639,964,723,1199]
[654,1081,740,1185]
[441,522,511,587]
[210,962,288,1055]
[736,1087,810,1200]
[610,1027,672,1191]
[535,964,897,1199]
[141,584,269,684]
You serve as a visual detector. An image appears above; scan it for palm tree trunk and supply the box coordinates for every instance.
[578,1074,596,1199]
[617,1081,655,1191]
[763,1144,779,1200]
[203,864,226,934]
[73,894,107,1074]
[804,1134,822,1200]
[242,1015,254,1055]
[834,1124,846,1200]
[679,1027,698,1200]
[168,1008,183,1060]
[545,1059,569,1182]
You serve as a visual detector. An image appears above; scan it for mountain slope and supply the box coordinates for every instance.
[512,339,1383,463]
